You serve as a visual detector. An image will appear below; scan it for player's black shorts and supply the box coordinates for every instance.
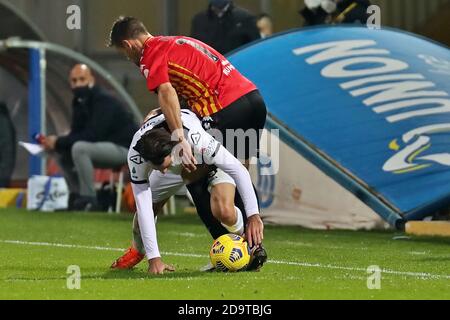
[202,90,267,160]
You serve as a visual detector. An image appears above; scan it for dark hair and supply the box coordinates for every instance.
[108,16,148,48]
[257,13,272,20]
[133,128,178,165]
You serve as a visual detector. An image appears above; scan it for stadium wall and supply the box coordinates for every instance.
[251,130,387,230]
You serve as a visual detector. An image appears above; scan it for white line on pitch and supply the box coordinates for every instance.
[1,239,449,280]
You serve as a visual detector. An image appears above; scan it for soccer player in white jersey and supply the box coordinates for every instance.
[112,109,265,274]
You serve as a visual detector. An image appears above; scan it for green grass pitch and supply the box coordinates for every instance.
[0,208,449,300]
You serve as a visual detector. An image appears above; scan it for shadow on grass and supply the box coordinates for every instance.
[101,268,210,280]
[1,268,210,283]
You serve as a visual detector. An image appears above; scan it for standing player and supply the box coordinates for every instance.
[108,16,267,264]
[116,109,263,274]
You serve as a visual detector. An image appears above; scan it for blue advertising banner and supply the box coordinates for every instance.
[228,26,450,224]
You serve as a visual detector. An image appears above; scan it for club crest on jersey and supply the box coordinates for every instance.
[191,132,201,145]
[130,155,144,165]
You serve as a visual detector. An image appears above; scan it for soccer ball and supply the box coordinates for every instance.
[209,234,251,272]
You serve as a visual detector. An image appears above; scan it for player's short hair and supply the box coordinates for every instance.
[257,13,272,20]
[108,16,148,48]
[133,128,178,165]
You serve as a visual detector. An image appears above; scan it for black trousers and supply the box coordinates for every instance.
[189,90,267,239]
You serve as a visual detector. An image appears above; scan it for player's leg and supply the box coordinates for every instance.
[186,176,229,239]
[214,90,268,270]
[208,170,244,236]
[208,169,266,271]
[190,169,266,271]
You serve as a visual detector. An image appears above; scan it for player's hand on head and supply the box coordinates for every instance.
[245,215,264,248]
[179,138,197,173]
[148,257,175,275]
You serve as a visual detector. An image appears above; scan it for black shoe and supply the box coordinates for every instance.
[246,244,268,271]
[73,196,100,212]
[67,193,80,211]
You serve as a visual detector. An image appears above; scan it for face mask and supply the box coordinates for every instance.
[72,85,92,99]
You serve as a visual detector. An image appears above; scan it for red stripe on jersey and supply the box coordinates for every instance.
[168,74,210,115]
[168,63,219,116]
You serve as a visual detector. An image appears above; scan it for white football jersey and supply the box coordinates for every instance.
[127,109,220,184]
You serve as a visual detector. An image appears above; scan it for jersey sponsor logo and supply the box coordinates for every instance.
[222,60,236,76]
[203,138,218,158]
[190,132,201,145]
[130,155,144,165]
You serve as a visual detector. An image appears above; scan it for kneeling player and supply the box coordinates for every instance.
[112,109,266,274]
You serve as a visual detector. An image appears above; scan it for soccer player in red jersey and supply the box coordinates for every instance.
[108,17,267,272]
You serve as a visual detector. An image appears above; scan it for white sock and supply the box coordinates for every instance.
[221,206,244,236]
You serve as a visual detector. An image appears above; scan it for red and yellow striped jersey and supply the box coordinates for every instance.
[140,36,257,117]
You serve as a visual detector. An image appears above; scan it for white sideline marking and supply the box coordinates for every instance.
[168,232,204,238]
[1,240,449,280]
[0,240,205,258]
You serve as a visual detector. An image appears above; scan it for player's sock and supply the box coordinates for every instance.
[221,206,244,235]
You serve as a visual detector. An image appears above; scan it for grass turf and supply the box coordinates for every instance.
[0,208,449,300]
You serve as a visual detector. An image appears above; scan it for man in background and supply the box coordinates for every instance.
[0,102,16,188]
[191,0,261,54]
[257,13,274,39]
[41,64,138,211]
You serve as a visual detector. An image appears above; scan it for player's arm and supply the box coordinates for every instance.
[131,183,173,274]
[157,83,182,138]
[142,51,197,172]
[128,141,174,274]
[157,83,197,173]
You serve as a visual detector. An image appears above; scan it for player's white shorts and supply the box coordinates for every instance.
[149,171,185,203]
[206,168,236,193]
[149,169,236,203]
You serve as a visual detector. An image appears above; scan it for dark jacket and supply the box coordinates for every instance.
[191,3,261,54]
[55,85,138,152]
[0,102,16,187]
